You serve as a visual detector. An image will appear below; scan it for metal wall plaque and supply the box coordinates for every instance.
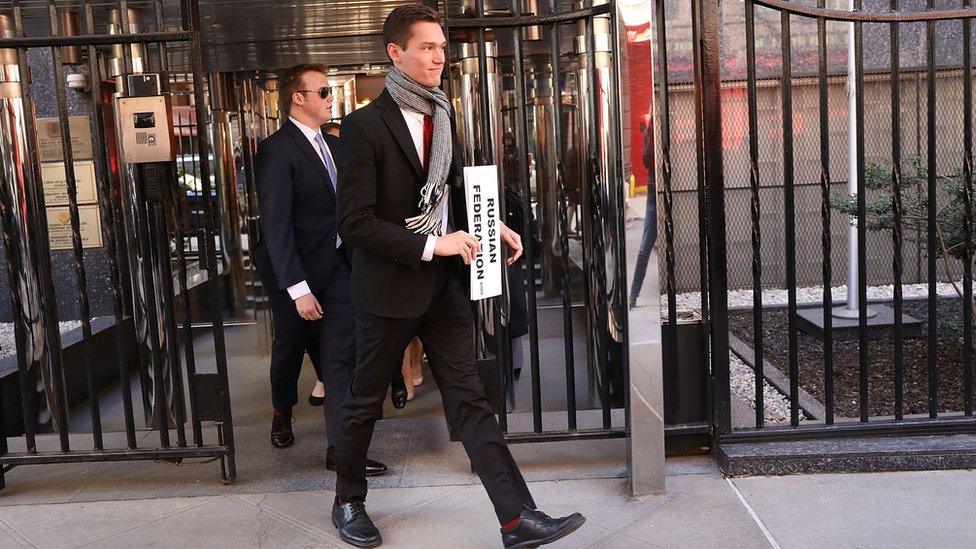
[35,115,93,162]
[46,205,103,250]
[40,160,98,206]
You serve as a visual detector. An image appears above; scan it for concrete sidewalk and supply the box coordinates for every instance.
[1,458,975,548]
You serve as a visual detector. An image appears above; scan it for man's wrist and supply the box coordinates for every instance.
[421,234,437,262]
[287,280,311,300]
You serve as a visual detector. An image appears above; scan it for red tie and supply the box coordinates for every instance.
[422,115,433,171]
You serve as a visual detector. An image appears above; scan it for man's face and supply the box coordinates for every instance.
[292,70,333,124]
[388,21,446,87]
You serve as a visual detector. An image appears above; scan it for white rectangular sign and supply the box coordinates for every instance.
[464,165,503,301]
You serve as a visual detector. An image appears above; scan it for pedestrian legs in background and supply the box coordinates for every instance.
[629,190,658,310]
[403,337,424,400]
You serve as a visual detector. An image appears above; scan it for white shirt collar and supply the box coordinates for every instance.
[399,107,425,122]
[289,116,323,143]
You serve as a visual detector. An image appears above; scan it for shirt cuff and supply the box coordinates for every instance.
[421,235,437,262]
[286,280,311,300]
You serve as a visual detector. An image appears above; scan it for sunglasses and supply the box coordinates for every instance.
[296,87,332,99]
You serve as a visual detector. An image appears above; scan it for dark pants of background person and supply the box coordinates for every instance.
[334,258,535,523]
[629,186,658,307]
[268,258,356,443]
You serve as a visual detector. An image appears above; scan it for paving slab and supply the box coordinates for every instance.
[615,474,771,549]
[81,494,336,549]
[732,470,976,549]
[374,483,610,549]
[0,495,219,548]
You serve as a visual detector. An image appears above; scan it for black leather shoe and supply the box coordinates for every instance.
[332,497,382,548]
[308,393,325,407]
[271,413,294,449]
[390,373,408,409]
[326,446,389,477]
[501,508,586,549]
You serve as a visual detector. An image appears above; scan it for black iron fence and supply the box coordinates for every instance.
[0,0,234,488]
[657,0,975,453]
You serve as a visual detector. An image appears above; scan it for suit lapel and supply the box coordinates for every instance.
[377,90,425,180]
[284,120,335,199]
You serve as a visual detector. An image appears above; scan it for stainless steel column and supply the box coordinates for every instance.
[0,13,57,436]
[452,37,508,354]
[577,0,625,407]
[108,7,180,431]
[527,57,561,297]
[210,72,247,319]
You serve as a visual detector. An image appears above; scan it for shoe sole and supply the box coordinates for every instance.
[332,516,383,548]
[505,515,587,549]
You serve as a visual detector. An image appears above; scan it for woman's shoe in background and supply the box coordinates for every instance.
[308,380,325,407]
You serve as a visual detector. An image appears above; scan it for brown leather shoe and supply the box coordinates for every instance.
[326,446,389,476]
[271,413,294,449]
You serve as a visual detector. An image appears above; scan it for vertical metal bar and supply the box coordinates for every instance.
[151,2,188,448]
[817,2,834,425]
[654,0,679,433]
[780,10,800,427]
[691,0,710,371]
[584,11,612,430]
[745,0,765,429]
[188,0,235,479]
[472,0,508,418]
[605,0,631,432]
[0,156,37,452]
[889,0,905,421]
[168,148,203,445]
[509,0,543,433]
[696,0,730,435]
[548,12,578,431]
[12,0,70,452]
[854,1,870,423]
[962,1,974,417]
[117,0,154,428]
[48,0,103,450]
[82,0,137,448]
[924,1,938,419]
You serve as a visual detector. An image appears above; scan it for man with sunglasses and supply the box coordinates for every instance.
[252,64,387,478]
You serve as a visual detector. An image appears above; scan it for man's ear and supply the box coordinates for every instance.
[387,42,401,63]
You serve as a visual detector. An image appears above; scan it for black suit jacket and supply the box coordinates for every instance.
[253,119,342,295]
[336,89,467,318]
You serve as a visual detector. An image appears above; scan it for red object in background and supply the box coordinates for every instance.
[626,34,653,190]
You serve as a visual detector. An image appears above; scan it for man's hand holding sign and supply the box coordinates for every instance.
[460,164,521,300]
[434,225,521,266]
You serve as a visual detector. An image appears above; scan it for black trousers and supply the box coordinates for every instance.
[335,260,534,523]
[268,259,356,445]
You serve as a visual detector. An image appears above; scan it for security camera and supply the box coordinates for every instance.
[66,73,88,92]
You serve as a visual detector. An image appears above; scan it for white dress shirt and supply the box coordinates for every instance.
[284,116,339,300]
[399,107,450,262]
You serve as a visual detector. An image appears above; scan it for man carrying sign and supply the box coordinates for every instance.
[332,4,585,548]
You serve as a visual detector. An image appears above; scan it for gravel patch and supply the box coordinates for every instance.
[665,282,962,311]
[0,321,83,361]
[730,351,799,424]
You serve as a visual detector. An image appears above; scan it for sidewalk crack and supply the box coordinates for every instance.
[0,514,37,548]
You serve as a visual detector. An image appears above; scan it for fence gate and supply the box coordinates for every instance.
[441,0,630,444]
[0,0,235,488]
[658,0,976,472]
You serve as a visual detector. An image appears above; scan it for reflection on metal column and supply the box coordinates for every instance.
[453,40,504,169]
[527,57,561,297]
[108,7,182,431]
[451,36,509,359]
[577,0,624,407]
[210,72,247,319]
[0,13,56,438]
